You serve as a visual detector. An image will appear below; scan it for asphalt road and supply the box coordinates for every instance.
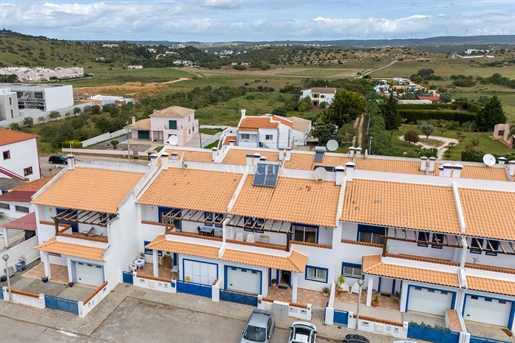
[1,297,331,343]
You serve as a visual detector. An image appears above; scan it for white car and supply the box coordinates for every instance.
[288,321,317,343]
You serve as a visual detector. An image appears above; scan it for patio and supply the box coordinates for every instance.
[135,262,176,280]
[24,263,69,283]
[267,285,328,308]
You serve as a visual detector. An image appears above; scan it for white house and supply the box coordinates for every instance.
[0,83,74,112]
[300,87,337,107]
[0,128,41,181]
[0,87,20,121]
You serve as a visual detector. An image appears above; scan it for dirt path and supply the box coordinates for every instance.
[353,115,364,147]
[359,60,398,78]
[398,135,459,159]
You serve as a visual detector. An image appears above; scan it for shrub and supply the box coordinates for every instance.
[61,140,83,149]
[404,130,420,144]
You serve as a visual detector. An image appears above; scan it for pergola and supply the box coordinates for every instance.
[51,208,117,234]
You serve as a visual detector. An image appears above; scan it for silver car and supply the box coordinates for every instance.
[289,321,317,343]
[240,309,275,343]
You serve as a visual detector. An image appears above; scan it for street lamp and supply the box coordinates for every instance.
[126,121,131,160]
[2,254,12,303]
[355,279,364,329]
[368,133,374,155]
[364,91,374,141]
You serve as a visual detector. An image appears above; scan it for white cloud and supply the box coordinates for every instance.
[202,0,244,9]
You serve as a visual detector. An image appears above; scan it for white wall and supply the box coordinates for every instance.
[0,137,40,181]
[0,202,35,220]
[43,85,74,111]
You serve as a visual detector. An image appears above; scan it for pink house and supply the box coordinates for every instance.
[128,106,199,146]
[493,123,514,148]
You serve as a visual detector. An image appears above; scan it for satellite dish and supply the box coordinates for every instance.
[314,167,327,181]
[326,139,339,152]
[483,154,496,167]
[167,135,178,146]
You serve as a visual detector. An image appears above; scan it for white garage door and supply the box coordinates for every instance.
[75,262,104,286]
[183,260,217,285]
[226,267,261,294]
[463,295,512,327]
[408,286,454,316]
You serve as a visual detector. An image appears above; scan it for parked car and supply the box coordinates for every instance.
[289,321,317,343]
[49,155,67,164]
[240,309,275,343]
[342,334,370,343]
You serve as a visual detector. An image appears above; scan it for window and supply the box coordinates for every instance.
[169,120,177,129]
[0,203,9,210]
[144,240,162,256]
[431,233,444,249]
[342,262,362,278]
[15,205,29,213]
[292,224,317,243]
[9,98,12,105]
[24,167,33,176]
[486,240,499,256]
[357,224,386,244]
[313,94,319,98]
[2,151,10,160]
[470,238,484,254]
[192,126,195,132]
[305,266,327,282]
[265,134,273,140]
[417,231,430,247]
[321,95,326,98]
[241,134,250,140]
[188,129,191,134]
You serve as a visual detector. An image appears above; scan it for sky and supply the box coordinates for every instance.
[1,0,515,42]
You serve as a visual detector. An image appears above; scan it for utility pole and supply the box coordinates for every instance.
[198,124,203,149]
[126,121,130,160]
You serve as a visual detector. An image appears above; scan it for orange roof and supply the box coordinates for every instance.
[467,276,515,296]
[222,149,279,165]
[138,168,242,213]
[363,255,459,287]
[271,115,293,127]
[223,135,237,145]
[166,150,214,163]
[32,167,144,213]
[455,165,508,182]
[129,118,151,130]
[459,188,515,241]
[239,117,278,131]
[222,249,308,272]
[285,153,350,170]
[145,235,219,259]
[231,177,340,227]
[342,179,461,234]
[0,128,38,146]
[35,237,106,261]
[11,175,54,192]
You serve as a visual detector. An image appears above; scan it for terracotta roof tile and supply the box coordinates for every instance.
[362,255,382,270]
[0,128,38,146]
[363,255,459,287]
[222,249,308,272]
[138,168,242,213]
[35,237,106,261]
[342,179,461,234]
[239,117,278,130]
[459,188,515,240]
[456,165,508,182]
[11,175,54,192]
[284,153,350,170]
[289,116,311,133]
[32,167,144,213]
[310,87,337,94]
[129,118,151,130]
[223,135,237,145]
[151,106,194,118]
[0,190,34,203]
[271,115,293,127]
[165,149,214,163]
[231,177,340,227]
[222,149,279,165]
[467,276,515,296]
[145,235,219,259]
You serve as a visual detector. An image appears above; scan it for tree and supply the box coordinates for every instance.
[311,123,335,146]
[49,111,61,120]
[73,107,82,115]
[325,90,366,128]
[23,117,33,128]
[440,93,452,103]
[404,130,420,144]
[383,94,401,130]
[417,69,435,79]
[475,95,507,132]
[110,140,119,149]
[420,123,434,139]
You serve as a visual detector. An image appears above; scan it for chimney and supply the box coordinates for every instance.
[345,162,355,182]
[420,156,428,171]
[131,115,136,124]
[211,148,218,161]
[229,140,235,146]
[355,147,362,155]
[241,109,246,118]
[253,153,261,166]
[66,154,75,170]
[285,148,291,161]
[452,164,462,178]
[428,157,436,172]
[315,146,325,162]
[443,163,453,177]
[161,152,169,170]
[509,160,515,176]
[354,147,362,163]
[171,152,179,160]
[259,156,267,162]
[149,153,158,168]
[349,146,356,157]
[278,148,284,161]
[438,166,444,176]
[335,166,345,186]
[498,157,506,165]
[246,153,253,166]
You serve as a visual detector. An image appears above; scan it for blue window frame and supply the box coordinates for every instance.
[243,217,264,233]
[144,240,162,256]
[341,262,362,279]
[292,223,318,243]
[305,265,328,283]
[485,240,499,256]
[417,231,430,247]
[431,233,444,249]
[470,238,484,254]
[204,212,224,228]
[357,224,386,244]
[158,206,181,230]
